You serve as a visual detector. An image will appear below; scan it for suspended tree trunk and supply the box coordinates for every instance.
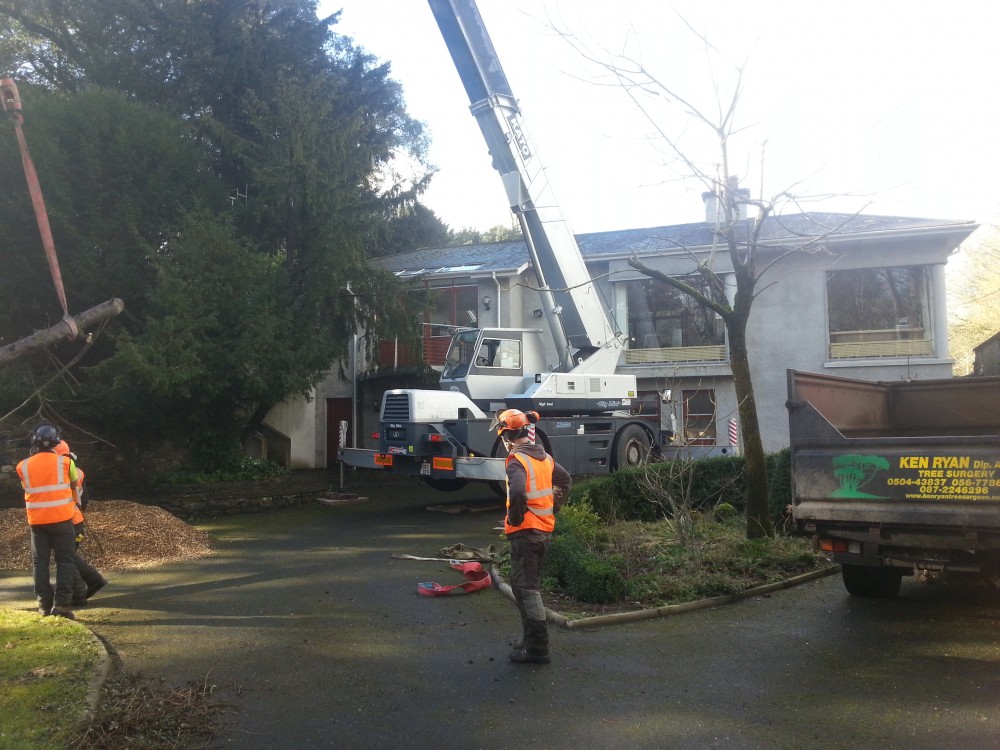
[0,297,124,366]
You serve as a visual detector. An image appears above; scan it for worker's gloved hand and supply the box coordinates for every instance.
[553,487,567,511]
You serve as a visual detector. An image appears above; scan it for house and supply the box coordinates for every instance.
[268,197,976,468]
[973,331,1000,376]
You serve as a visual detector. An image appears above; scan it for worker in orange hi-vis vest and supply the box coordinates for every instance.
[54,440,107,606]
[16,424,81,619]
[490,408,572,665]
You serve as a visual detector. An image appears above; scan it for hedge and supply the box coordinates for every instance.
[567,448,792,526]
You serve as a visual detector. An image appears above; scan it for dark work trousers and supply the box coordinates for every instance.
[508,531,550,621]
[30,519,76,608]
[72,523,104,601]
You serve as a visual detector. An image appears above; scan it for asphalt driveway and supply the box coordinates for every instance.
[3,475,1000,749]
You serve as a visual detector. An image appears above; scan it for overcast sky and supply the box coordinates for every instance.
[320,1,1000,234]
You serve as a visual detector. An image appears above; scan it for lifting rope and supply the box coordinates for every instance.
[1,78,78,340]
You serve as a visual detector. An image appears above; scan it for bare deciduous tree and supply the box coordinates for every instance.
[554,17,859,539]
[948,221,1000,374]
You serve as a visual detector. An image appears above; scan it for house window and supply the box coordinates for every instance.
[826,267,932,359]
[424,285,478,365]
[682,389,717,445]
[622,278,727,364]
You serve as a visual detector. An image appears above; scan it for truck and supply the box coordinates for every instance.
[338,0,658,491]
[786,368,1000,597]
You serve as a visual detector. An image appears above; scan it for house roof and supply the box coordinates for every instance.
[371,240,530,278]
[371,212,976,278]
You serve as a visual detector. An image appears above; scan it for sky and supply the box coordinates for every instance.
[319,1,1000,234]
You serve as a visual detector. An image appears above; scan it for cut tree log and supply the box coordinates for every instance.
[0,297,124,366]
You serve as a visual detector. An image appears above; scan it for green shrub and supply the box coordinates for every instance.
[546,534,627,603]
[567,472,657,522]
[156,453,287,484]
[714,501,738,520]
[546,534,587,584]
[569,450,792,526]
[564,553,628,604]
[554,502,609,548]
[766,448,793,525]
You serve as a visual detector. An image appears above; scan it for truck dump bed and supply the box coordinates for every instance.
[787,369,1000,527]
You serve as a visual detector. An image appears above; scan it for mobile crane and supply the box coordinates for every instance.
[338,0,656,490]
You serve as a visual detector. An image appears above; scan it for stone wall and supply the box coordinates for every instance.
[145,470,332,520]
[1,443,334,519]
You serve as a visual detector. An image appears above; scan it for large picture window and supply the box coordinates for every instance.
[826,267,932,359]
[623,278,726,364]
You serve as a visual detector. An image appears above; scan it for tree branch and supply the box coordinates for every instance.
[0,298,125,367]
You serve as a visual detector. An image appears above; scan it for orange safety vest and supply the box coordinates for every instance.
[53,440,85,524]
[504,452,556,534]
[17,452,77,526]
[69,467,86,525]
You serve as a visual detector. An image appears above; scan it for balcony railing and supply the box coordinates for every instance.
[830,339,934,359]
[624,345,728,365]
[829,327,932,359]
[375,335,451,369]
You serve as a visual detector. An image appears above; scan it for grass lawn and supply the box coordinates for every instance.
[0,608,100,750]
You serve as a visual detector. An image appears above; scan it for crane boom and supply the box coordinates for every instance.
[428,0,622,369]
[337,2,656,491]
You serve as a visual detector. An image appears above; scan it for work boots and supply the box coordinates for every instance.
[509,619,550,664]
[72,574,89,607]
[85,578,107,600]
[49,605,76,620]
[510,601,530,650]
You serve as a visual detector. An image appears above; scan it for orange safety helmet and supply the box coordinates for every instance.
[490,408,538,436]
[53,440,78,461]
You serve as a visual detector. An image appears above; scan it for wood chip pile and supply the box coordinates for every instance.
[0,500,214,571]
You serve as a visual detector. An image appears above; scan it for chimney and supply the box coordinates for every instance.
[703,176,749,225]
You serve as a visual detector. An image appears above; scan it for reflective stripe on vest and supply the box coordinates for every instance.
[505,451,556,534]
[18,453,76,525]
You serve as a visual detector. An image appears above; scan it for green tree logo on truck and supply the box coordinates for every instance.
[831,454,891,498]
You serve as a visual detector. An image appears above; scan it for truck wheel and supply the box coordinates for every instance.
[841,564,902,598]
[423,477,468,492]
[612,424,652,470]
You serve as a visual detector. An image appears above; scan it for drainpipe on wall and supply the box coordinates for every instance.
[492,271,502,326]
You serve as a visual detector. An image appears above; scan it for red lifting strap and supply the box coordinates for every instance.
[417,561,492,596]
[1,78,78,340]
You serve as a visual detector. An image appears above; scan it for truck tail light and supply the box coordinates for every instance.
[426,433,447,443]
[371,431,381,440]
[818,538,861,554]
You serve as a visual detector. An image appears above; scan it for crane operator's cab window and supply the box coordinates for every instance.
[474,338,521,369]
[443,332,521,380]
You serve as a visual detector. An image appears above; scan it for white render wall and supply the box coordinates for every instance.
[262,391,318,469]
